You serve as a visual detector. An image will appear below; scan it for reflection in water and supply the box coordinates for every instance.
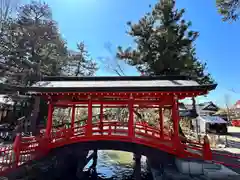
[82,150,153,180]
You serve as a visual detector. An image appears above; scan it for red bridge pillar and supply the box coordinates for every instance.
[100,103,104,134]
[71,105,75,133]
[45,100,53,138]
[159,107,164,138]
[203,135,212,160]
[172,95,183,154]
[87,96,93,136]
[172,96,179,139]
[128,95,134,137]
[13,133,21,168]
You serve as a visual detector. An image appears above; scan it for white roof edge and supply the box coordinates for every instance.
[32,80,200,88]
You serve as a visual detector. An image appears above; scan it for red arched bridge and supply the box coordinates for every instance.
[0,76,239,174]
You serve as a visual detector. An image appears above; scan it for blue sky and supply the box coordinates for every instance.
[22,0,240,107]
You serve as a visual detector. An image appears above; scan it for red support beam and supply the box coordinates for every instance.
[128,95,134,137]
[45,100,53,138]
[172,95,182,153]
[203,135,213,160]
[100,103,104,134]
[71,105,75,130]
[87,96,93,136]
[38,91,204,100]
[159,107,164,138]
[55,104,167,108]
[172,96,179,138]
[13,133,21,167]
[54,100,172,106]
[100,103,104,123]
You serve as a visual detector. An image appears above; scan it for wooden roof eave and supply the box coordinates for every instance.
[0,83,217,97]
[31,83,216,93]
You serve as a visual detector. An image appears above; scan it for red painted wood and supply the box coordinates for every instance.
[171,96,183,153]
[172,97,179,138]
[71,105,75,130]
[54,100,172,106]
[232,119,240,127]
[55,104,168,108]
[87,97,93,136]
[100,103,104,134]
[1,120,239,176]
[159,107,164,138]
[13,133,21,167]
[128,96,134,137]
[45,101,53,138]
[203,135,212,160]
[36,91,206,99]
[1,86,238,175]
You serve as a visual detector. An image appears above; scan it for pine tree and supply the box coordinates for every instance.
[0,1,68,87]
[117,0,213,83]
[117,0,199,76]
[64,42,98,76]
[216,0,240,21]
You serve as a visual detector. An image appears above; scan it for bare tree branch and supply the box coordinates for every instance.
[0,0,20,21]
[99,42,146,121]
[99,42,128,76]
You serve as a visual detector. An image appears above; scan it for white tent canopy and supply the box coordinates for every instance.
[192,115,227,133]
[198,116,227,124]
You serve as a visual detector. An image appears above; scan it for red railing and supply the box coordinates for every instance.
[0,145,14,172]
[211,151,240,168]
[41,121,207,159]
[0,121,239,175]
[0,136,41,174]
[232,119,240,127]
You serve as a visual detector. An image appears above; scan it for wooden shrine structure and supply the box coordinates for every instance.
[0,75,239,175]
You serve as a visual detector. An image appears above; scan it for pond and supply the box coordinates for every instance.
[81,150,153,180]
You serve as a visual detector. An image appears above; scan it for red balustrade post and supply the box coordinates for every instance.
[87,96,93,136]
[171,95,183,154]
[128,95,134,137]
[45,100,53,138]
[203,135,213,160]
[71,105,76,134]
[13,133,21,167]
[159,107,164,138]
[100,103,104,134]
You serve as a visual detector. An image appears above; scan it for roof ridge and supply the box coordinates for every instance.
[41,75,193,81]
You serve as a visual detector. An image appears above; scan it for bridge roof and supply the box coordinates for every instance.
[33,76,216,93]
[0,76,217,96]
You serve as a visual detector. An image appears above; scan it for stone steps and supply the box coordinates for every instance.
[175,158,239,179]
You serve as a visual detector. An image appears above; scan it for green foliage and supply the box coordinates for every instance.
[117,0,213,85]
[64,42,98,76]
[0,1,68,86]
[185,47,214,84]
[0,0,98,88]
[216,0,240,21]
